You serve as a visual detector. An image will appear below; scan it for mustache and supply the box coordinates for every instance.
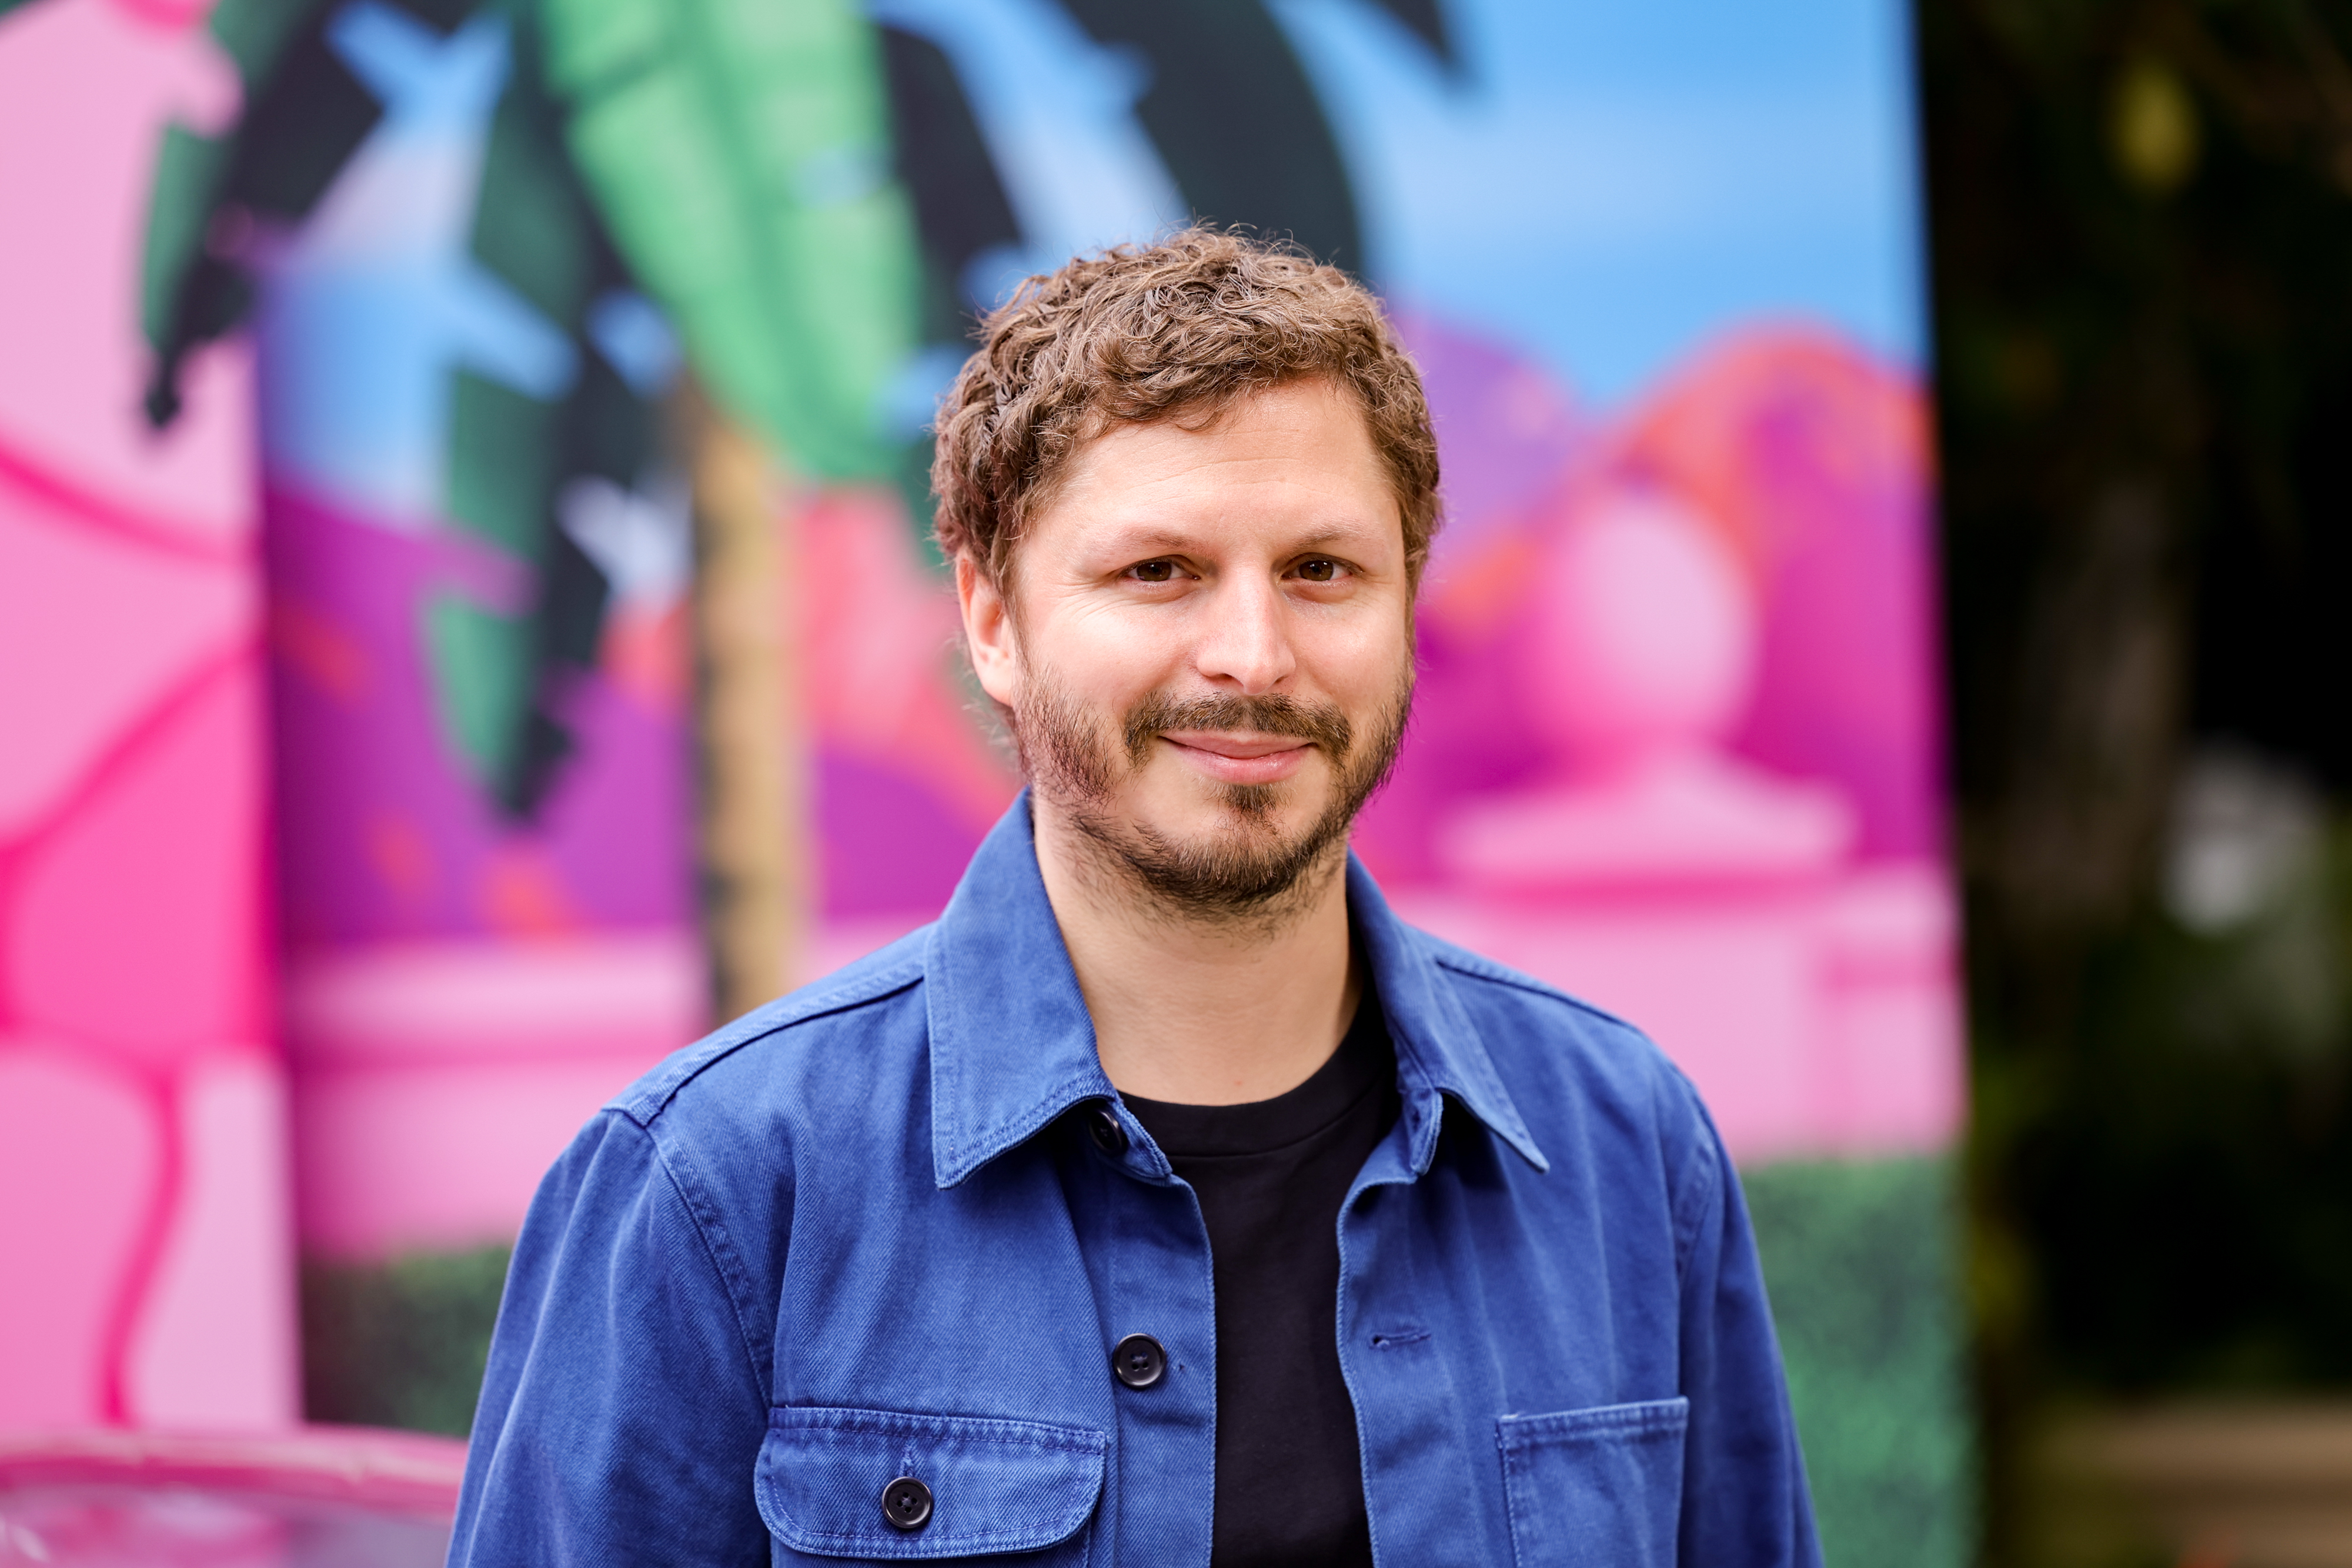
[1121,692,1355,767]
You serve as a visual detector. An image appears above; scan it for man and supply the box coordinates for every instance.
[450,230,1820,1566]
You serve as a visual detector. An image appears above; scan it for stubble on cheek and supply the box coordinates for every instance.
[1014,672,1118,805]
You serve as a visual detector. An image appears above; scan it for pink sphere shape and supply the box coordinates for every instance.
[1529,491,1758,775]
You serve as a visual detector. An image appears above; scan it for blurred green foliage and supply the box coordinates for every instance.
[302,1246,512,1437]
[1994,825,2352,1393]
[1748,1156,1975,1568]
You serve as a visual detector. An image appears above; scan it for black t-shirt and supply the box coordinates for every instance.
[1121,989,1398,1568]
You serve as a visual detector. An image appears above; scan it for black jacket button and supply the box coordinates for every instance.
[1087,1105,1128,1155]
[1112,1332,1167,1389]
[881,1475,933,1531]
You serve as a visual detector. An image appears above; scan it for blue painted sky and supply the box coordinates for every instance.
[866,0,1925,408]
[1276,0,1930,403]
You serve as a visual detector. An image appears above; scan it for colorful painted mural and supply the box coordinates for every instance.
[119,0,934,1270]
[3,0,1965,1553]
[0,0,295,1432]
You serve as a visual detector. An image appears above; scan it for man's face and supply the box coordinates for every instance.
[959,377,1416,919]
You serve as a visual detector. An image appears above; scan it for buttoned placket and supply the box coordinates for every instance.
[1061,1094,1221,1566]
[1334,1087,1493,1568]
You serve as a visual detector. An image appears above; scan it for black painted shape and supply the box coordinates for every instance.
[878,22,1023,336]
[1056,0,1364,274]
[1361,0,1456,67]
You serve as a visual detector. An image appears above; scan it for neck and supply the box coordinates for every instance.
[1031,797,1362,1105]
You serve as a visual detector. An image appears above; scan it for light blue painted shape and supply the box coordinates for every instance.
[329,0,506,131]
[557,475,691,611]
[865,0,1185,306]
[873,341,968,442]
[587,290,682,397]
[255,1,579,531]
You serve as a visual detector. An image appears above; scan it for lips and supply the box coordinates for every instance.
[1157,730,1316,785]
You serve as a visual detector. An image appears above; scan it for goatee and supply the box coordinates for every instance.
[1014,670,1413,924]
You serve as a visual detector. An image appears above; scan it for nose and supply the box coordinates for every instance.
[1192,573,1296,695]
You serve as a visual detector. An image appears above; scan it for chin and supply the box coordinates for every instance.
[1168,772,1318,835]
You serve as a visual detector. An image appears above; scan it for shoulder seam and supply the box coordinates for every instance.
[639,1116,774,1400]
[1428,947,1641,1033]
[617,959,927,1125]
[1665,1069,1726,1285]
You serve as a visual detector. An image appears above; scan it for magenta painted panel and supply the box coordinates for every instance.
[264,489,692,948]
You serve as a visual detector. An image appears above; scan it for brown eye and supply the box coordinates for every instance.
[1131,560,1176,583]
[1298,559,1339,583]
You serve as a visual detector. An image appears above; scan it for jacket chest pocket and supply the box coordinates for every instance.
[1495,1398,1689,1568]
[756,1406,1105,1566]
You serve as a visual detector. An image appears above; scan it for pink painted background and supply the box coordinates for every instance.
[0,0,296,1432]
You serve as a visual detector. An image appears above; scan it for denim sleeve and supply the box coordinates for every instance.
[447,1109,774,1567]
[1670,1093,1824,1567]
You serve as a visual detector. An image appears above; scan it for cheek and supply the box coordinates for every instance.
[1033,601,1184,701]
[1304,610,1414,706]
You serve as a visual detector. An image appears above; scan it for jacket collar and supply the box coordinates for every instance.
[924,795,1546,1188]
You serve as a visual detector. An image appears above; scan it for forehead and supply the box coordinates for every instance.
[1021,380,1396,561]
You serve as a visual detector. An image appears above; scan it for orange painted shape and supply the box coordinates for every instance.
[268,597,371,704]
[363,810,440,911]
[477,843,583,938]
[798,486,1016,829]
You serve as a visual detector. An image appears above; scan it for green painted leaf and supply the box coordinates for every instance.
[472,17,598,330]
[208,0,328,86]
[446,370,559,558]
[140,125,233,353]
[421,592,536,788]
[541,0,920,479]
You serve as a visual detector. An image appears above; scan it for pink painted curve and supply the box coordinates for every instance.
[6,658,268,1065]
[0,1041,163,1429]
[0,469,253,840]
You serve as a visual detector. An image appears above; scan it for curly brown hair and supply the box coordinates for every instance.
[929,229,1441,593]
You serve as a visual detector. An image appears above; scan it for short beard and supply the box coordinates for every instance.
[1014,669,1413,928]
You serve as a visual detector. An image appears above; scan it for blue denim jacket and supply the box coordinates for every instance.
[450,800,1820,1566]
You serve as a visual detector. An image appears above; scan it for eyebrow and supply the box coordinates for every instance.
[1091,520,1389,559]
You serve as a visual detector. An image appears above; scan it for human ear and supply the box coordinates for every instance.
[956,553,1022,708]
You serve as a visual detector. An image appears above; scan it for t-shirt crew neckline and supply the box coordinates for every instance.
[1119,984,1392,1158]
